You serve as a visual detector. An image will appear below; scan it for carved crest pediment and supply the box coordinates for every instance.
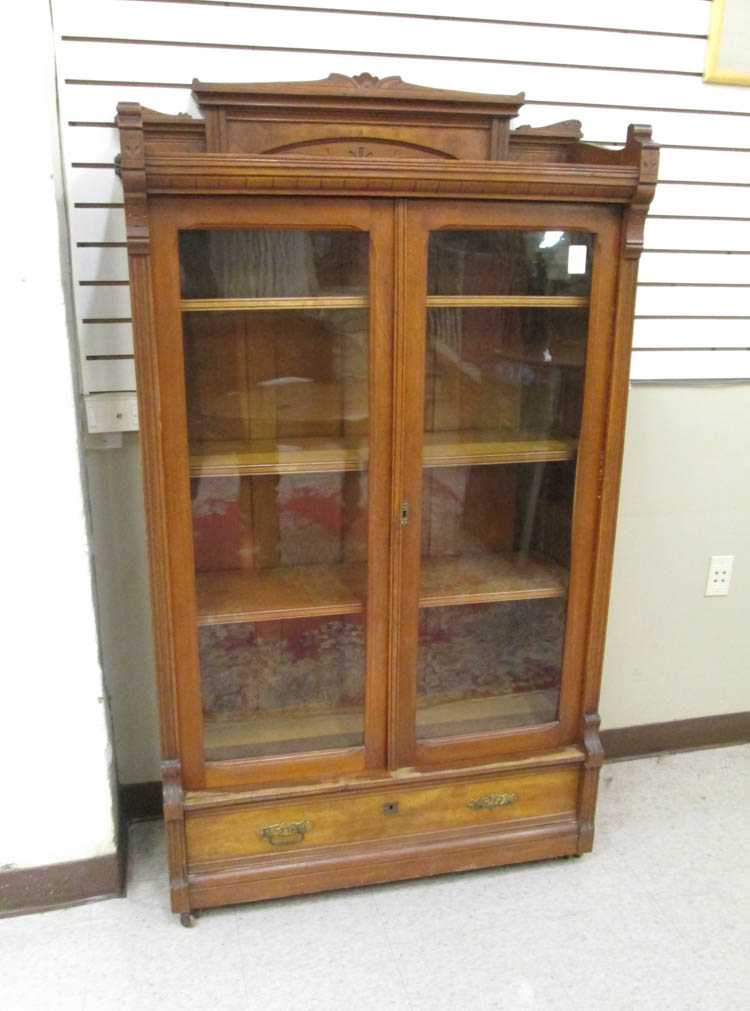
[191,73,525,117]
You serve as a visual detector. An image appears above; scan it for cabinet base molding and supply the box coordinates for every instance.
[187,814,581,911]
[174,757,585,913]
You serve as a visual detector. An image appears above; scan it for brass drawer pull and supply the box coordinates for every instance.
[260,820,311,846]
[468,792,519,810]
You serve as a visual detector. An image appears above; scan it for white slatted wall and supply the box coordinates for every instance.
[50,0,750,431]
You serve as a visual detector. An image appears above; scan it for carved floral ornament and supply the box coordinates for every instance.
[333,72,405,90]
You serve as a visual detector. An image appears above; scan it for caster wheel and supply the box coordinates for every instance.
[180,912,196,928]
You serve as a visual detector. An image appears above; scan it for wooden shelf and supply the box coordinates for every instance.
[421,553,567,608]
[204,707,363,760]
[196,562,366,625]
[196,553,566,625]
[416,689,558,739]
[204,688,559,759]
[190,437,368,477]
[190,431,576,476]
[181,295,368,312]
[181,294,586,314]
[423,431,577,467]
[426,295,588,309]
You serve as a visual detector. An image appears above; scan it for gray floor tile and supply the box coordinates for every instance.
[0,921,91,1011]
[0,897,94,938]
[235,888,409,1009]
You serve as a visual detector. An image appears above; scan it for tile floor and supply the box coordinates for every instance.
[2,745,748,1010]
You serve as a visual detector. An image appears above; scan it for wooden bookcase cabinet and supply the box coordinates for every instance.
[116,74,657,924]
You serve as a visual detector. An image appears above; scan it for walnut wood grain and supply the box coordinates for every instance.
[186,814,580,909]
[187,744,585,809]
[117,73,657,919]
[185,765,578,863]
[192,73,524,111]
[144,153,640,204]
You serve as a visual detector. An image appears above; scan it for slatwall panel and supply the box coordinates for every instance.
[50,0,750,429]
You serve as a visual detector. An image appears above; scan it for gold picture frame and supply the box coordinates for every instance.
[704,0,750,86]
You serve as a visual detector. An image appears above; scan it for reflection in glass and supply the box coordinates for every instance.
[416,455,576,741]
[183,308,368,449]
[421,462,575,571]
[178,229,370,763]
[425,307,587,443]
[417,229,592,741]
[180,229,368,300]
[192,473,368,573]
[428,230,592,297]
[418,600,563,738]
[200,616,365,759]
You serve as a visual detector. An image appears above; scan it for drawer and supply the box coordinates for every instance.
[186,765,580,864]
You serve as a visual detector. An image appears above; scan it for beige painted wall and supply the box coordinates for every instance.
[601,382,750,727]
[88,383,750,783]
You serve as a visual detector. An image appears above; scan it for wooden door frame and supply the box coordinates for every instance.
[390,200,623,770]
[146,196,395,790]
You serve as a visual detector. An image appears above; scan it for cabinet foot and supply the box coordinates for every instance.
[180,912,196,928]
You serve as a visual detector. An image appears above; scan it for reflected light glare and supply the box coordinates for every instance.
[538,230,564,249]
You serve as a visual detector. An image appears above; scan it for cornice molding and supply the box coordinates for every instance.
[143,153,640,204]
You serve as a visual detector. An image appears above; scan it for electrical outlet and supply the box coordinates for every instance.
[705,555,734,597]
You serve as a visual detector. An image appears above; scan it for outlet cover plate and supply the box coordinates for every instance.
[705,555,734,597]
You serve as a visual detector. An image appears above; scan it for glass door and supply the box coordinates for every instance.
[397,202,620,767]
[151,199,393,788]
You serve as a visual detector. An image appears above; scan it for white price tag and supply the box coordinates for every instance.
[567,245,587,275]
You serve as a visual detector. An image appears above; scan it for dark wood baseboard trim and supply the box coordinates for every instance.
[0,853,124,918]
[601,711,750,762]
[120,779,163,823]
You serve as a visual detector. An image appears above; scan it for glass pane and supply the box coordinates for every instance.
[419,601,563,738]
[183,308,368,457]
[424,307,586,445]
[416,228,590,741]
[180,229,368,299]
[428,229,593,297]
[179,229,370,762]
[200,616,365,759]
